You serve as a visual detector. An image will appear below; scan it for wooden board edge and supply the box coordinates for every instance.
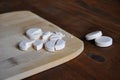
[0,11,32,15]
[5,41,84,80]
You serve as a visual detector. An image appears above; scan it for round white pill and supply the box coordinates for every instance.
[19,39,34,51]
[26,28,42,40]
[85,31,102,40]
[95,36,113,47]
[55,39,66,50]
[45,40,57,52]
[54,32,65,38]
[50,34,62,41]
[42,31,53,41]
[33,40,44,51]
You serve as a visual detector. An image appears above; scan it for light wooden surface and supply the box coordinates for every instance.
[0,11,84,80]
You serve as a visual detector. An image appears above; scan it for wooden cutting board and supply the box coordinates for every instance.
[0,11,84,80]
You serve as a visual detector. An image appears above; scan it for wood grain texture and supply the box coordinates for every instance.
[0,0,120,80]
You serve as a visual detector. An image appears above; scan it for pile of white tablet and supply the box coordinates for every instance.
[18,28,66,52]
[85,31,113,47]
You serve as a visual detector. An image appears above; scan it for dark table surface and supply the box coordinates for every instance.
[0,0,120,80]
